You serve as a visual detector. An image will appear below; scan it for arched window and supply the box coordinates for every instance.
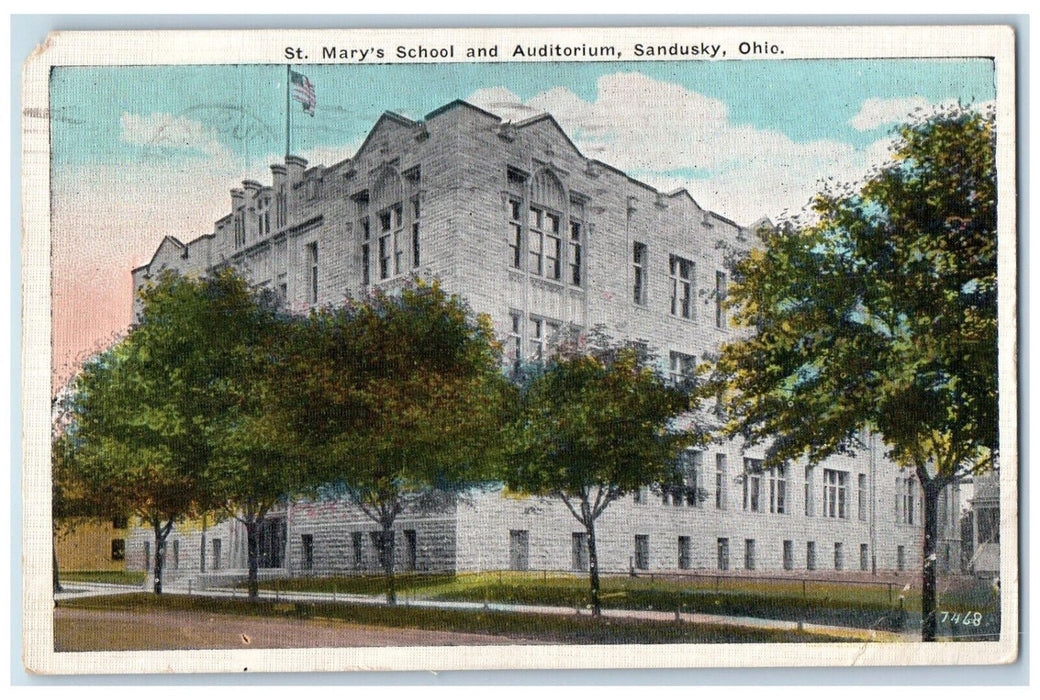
[528,170,566,281]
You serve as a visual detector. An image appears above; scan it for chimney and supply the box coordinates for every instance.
[286,155,308,186]
[270,163,287,192]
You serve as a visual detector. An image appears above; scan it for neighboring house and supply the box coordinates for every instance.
[965,472,1000,577]
[129,99,924,579]
[55,516,129,573]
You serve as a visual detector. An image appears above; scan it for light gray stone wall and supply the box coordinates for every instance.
[131,100,925,577]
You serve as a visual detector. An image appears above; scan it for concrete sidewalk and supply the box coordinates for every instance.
[56,579,914,643]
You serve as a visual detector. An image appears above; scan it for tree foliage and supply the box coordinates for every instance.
[506,335,691,615]
[63,270,293,594]
[282,280,511,604]
[717,106,998,640]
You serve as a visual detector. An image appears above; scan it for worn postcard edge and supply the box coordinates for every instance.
[20,24,1020,675]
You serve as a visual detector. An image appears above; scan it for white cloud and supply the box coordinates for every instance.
[849,97,934,131]
[468,72,890,225]
[849,97,995,132]
[120,112,230,158]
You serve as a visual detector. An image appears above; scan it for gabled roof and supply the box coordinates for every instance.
[662,188,702,210]
[511,112,584,161]
[425,99,502,123]
[353,111,420,163]
[132,235,186,273]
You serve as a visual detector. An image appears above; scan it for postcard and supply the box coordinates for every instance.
[22,24,1018,674]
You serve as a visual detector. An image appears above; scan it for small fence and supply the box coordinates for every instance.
[487,567,918,606]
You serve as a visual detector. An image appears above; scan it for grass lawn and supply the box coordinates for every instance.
[58,593,856,645]
[59,570,146,586]
[249,571,919,632]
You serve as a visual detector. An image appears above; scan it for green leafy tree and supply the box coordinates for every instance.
[201,282,313,599]
[64,271,282,594]
[716,106,997,641]
[283,281,510,604]
[506,336,691,616]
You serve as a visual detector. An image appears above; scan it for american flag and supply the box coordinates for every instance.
[290,70,316,116]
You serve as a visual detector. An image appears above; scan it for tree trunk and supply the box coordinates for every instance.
[920,475,941,641]
[246,518,260,599]
[52,535,62,594]
[380,525,397,605]
[152,522,168,595]
[586,519,602,617]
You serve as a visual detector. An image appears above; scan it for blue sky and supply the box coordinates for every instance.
[51,59,994,167]
[49,58,995,383]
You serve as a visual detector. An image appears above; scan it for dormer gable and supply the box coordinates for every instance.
[353,111,420,163]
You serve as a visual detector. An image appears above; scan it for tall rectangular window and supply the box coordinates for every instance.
[668,351,696,386]
[301,534,314,570]
[257,196,270,236]
[806,541,817,570]
[411,198,421,268]
[858,473,868,521]
[860,543,870,571]
[823,469,849,519]
[508,199,523,269]
[715,453,727,510]
[634,535,650,570]
[834,542,844,570]
[509,530,530,571]
[234,210,245,247]
[782,540,794,570]
[717,538,730,570]
[351,531,364,569]
[678,536,692,570]
[306,242,318,304]
[545,211,562,280]
[392,204,404,275]
[276,186,287,228]
[572,532,589,571]
[804,465,815,517]
[769,465,787,514]
[895,476,916,525]
[743,458,763,512]
[671,448,702,507]
[633,242,648,305]
[744,539,756,570]
[172,540,179,569]
[404,530,417,571]
[527,207,561,279]
[111,539,125,561]
[530,317,544,361]
[361,217,371,286]
[378,207,397,280]
[211,538,222,571]
[569,220,583,286]
[897,545,906,571]
[528,317,559,361]
[977,507,1000,543]
[669,255,694,319]
[715,270,728,328]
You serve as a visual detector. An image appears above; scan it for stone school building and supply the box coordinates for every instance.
[128,99,926,581]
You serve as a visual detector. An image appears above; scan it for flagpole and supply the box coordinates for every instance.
[285,64,291,159]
